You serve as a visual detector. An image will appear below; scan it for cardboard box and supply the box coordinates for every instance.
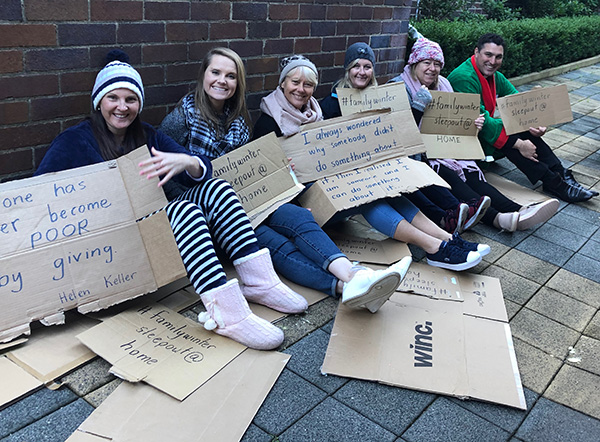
[497,84,573,135]
[331,235,411,265]
[211,132,304,227]
[67,349,289,442]
[0,147,186,343]
[336,82,411,115]
[322,269,525,409]
[420,91,485,159]
[298,157,450,226]
[484,172,553,207]
[280,109,425,183]
[77,302,247,400]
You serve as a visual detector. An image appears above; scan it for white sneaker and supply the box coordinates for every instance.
[517,199,559,230]
[342,256,412,313]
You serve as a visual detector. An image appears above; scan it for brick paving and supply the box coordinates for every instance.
[1,63,600,442]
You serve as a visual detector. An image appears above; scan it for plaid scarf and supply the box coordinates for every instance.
[182,94,250,160]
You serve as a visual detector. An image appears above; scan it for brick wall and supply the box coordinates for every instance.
[0,0,412,182]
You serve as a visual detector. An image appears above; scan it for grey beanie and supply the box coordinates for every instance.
[344,42,376,69]
[278,55,318,85]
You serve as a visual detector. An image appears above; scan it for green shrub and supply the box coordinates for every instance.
[414,16,600,78]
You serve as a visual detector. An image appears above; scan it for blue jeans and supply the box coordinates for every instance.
[255,204,346,296]
[327,195,419,238]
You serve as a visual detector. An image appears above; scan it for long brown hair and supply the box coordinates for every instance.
[194,47,249,134]
[88,110,146,160]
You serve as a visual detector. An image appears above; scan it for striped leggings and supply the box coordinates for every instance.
[164,178,259,294]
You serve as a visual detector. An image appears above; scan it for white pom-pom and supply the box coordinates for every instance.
[197,312,217,330]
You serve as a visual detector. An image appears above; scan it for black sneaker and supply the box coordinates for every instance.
[543,180,595,203]
[448,232,490,257]
[426,240,482,271]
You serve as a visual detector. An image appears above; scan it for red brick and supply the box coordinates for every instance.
[142,106,170,127]
[299,5,326,20]
[264,39,294,56]
[146,2,189,20]
[0,25,56,48]
[322,37,346,52]
[0,149,33,175]
[191,2,230,21]
[282,22,309,38]
[91,1,143,21]
[0,74,59,100]
[390,34,407,48]
[351,6,373,20]
[321,67,344,84]
[118,23,164,44]
[308,53,334,70]
[26,0,87,21]
[167,23,209,42]
[246,76,264,93]
[189,42,218,62]
[137,66,165,86]
[25,48,89,71]
[374,7,393,19]
[327,5,351,20]
[209,22,246,40]
[167,63,202,83]
[61,71,97,94]
[337,21,361,35]
[229,40,263,58]
[0,50,23,73]
[294,38,322,55]
[269,4,298,20]
[382,21,401,34]
[233,3,268,21]
[0,122,60,150]
[31,94,90,121]
[246,57,278,75]
[143,44,187,64]
[0,102,28,125]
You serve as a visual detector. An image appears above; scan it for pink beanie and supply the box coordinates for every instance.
[407,38,445,68]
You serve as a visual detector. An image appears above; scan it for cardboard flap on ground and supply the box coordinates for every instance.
[484,172,551,207]
[336,82,411,115]
[211,132,304,227]
[298,157,450,226]
[77,302,246,400]
[280,109,425,183]
[0,147,186,343]
[497,84,573,135]
[322,273,525,409]
[396,262,464,302]
[331,235,411,265]
[420,91,485,160]
[68,349,289,442]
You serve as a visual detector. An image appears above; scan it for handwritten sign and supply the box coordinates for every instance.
[298,157,449,226]
[332,236,411,265]
[77,303,246,400]
[211,133,303,227]
[420,91,485,159]
[397,262,463,301]
[337,82,411,115]
[0,147,185,343]
[497,84,573,135]
[280,109,425,183]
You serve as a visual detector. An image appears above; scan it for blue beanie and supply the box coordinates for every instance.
[92,50,145,112]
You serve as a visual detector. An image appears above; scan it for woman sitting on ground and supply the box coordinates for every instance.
[159,47,408,314]
[36,50,304,351]
[390,37,558,232]
[253,54,490,272]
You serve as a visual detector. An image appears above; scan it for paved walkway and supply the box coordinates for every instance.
[1,65,600,442]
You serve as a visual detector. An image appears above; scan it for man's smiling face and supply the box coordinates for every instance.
[474,43,504,78]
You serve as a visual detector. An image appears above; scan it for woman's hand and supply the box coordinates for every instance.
[514,139,539,162]
[413,85,432,112]
[529,126,546,137]
[139,147,202,187]
[474,113,485,131]
[288,157,296,171]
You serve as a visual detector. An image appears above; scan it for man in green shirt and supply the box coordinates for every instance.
[448,33,598,203]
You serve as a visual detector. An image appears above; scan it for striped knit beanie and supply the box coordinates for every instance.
[92,50,145,112]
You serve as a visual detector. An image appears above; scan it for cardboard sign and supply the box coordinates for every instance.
[211,133,304,227]
[497,84,573,135]
[298,157,450,226]
[0,147,186,343]
[280,109,425,183]
[397,262,463,301]
[322,270,525,410]
[332,236,411,265]
[67,350,289,442]
[77,303,247,400]
[336,82,411,115]
[485,172,555,207]
[420,91,485,159]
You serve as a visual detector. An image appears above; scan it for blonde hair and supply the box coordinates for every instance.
[194,47,249,133]
[336,58,378,90]
[410,61,439,90]
[282,66,319,87]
